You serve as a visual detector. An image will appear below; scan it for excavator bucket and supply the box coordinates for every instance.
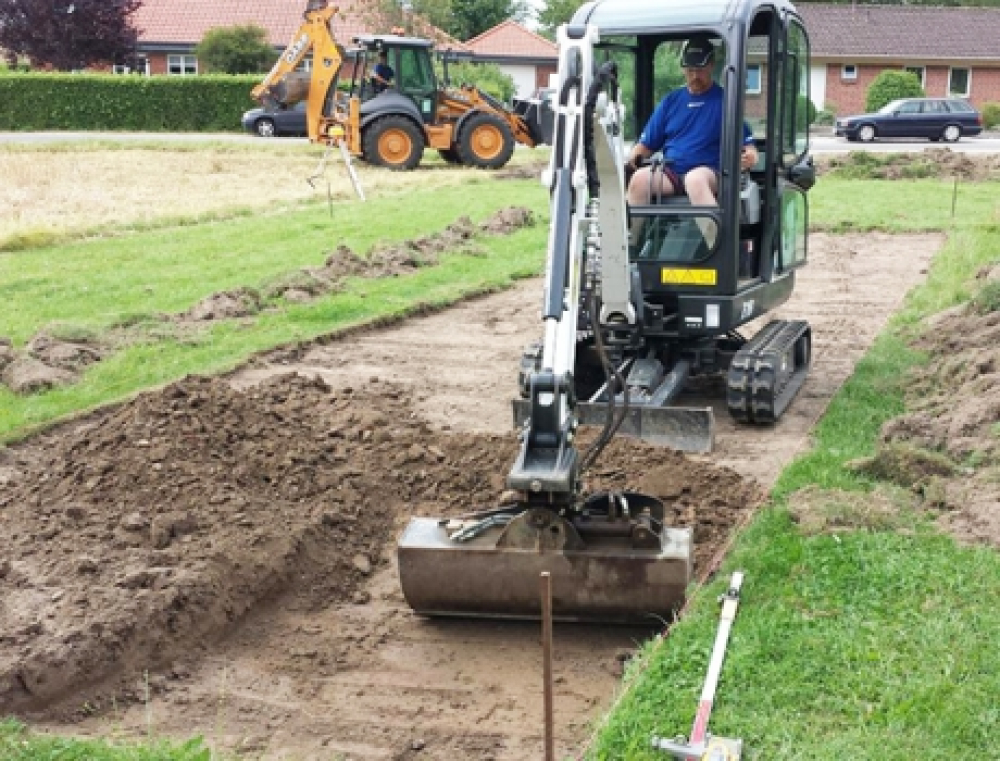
[398,497,693,623]
[512,399,715,453]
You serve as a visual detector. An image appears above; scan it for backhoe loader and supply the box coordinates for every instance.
[252,0,550,170]
[397,0,816,623]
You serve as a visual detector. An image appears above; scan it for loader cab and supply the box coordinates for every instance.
[576,0,814,336]
[351,35,439,124]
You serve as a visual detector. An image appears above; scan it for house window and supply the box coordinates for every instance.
[168,54,197,76]
[949,67,970,97]
[113,56,149,76]
[905,66,925,89]
[841,64,857,81]
[745,63,762,94]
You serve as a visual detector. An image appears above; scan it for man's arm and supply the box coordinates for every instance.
[741,122,758,171]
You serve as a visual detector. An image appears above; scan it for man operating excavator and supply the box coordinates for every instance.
[626,35,758,246]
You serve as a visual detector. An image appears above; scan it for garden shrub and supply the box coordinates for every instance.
[0,72,259,132]
[982,102,1000,130]
[865,70,924,113]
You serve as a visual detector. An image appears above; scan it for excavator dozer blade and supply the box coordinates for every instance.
[398,518,692,623]
[512,400,715,453]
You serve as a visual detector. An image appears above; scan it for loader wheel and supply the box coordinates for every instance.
[438,148,462,164]
[457,112,515,169]
[363,115,425,171]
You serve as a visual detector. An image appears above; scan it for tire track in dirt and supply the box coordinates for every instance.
[29,232,941,759]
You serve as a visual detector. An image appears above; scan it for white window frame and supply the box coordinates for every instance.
[841,64,857,81]
[113,57,150,76]
[167,54,198,76]
[949,67,971,97]
[745,63,762,94]
[904,66,925,89]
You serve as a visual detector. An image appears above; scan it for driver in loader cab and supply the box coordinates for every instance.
[625,35,758,214]
[371,51,395,94]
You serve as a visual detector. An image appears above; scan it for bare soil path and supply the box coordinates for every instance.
[3,232,941,760]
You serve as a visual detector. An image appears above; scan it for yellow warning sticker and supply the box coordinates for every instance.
[661,268,717,286]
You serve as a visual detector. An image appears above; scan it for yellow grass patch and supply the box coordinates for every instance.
[0,142,545,250]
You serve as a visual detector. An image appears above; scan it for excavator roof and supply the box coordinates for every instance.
[573,0,798,34]
[352,34,434,50]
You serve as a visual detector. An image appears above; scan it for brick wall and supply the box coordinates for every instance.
[822,63,1000,115]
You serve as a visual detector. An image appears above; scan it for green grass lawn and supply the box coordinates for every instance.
[4,163,1000,759]
[590,200,1000,759]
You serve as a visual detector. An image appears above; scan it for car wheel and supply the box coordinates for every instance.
[255,118,276,138]
[456,112,516,169]
[362,115,425,170]
[857,124,876,143]
[942,125,962,143]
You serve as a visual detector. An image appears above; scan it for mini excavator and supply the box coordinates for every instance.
[398,0,816,623]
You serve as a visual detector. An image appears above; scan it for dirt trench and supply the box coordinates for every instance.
[1,232,941,759]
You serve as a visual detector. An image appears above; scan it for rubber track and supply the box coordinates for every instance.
[726,320,811,424]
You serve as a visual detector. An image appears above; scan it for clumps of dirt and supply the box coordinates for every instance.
[265,206,535,302]
[1,208,536,397]
[0,333,105,395]
[853,263,1000,546]
[817,148,1000,181]
[0,372,759,717]
[182,286,264,322]
[788,484,920,535]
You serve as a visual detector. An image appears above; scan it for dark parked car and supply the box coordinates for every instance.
[835,97,983,143]
[241,101,307,137]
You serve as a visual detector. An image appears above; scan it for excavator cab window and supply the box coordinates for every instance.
[626,36,727,268]
[396,46,438,123]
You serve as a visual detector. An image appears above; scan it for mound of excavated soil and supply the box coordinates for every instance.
[0,373,759,717]
[865,264,1000,545]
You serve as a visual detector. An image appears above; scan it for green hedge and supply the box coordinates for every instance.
[0,72,260,132]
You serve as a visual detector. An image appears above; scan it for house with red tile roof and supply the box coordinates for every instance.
[131,0,466,76]
[798,3,1000,115]
[464,20,557,98]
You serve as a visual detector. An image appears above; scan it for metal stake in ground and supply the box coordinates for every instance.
[652,571,745,761]
[540,571,555,761]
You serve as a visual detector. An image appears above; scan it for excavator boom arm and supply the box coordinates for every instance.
[252,2,344,143]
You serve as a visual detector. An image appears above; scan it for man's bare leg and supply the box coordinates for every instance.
[684,167,719,249]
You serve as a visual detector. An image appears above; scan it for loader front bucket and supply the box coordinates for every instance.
[512,399,715,453]
[397,511,693,623]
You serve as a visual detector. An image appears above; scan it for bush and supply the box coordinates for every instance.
[982,102,1000,130]
[194,24,277,75]
[0,72,259,132]
[814,108,836,126]
[798,94,817,126]
[438,60,515,103]
[865,70,924,113]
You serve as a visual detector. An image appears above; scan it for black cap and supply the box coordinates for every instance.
[681,35,715,68]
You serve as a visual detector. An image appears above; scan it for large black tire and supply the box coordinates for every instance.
[362,115,425,171]
[456,112,515,169]
[438,148,462,164]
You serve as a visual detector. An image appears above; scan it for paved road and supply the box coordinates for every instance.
[811,133,1000,154]
[4,130,1000,153]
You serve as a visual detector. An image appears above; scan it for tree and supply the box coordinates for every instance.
[0,0,141,71]
[194,24,276,75]
[535,0,585,39]
[447,0,530,40]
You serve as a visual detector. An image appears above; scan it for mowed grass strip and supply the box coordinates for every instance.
[0,718,210,761]
[0,178,548,441]
[591,214,1000,758]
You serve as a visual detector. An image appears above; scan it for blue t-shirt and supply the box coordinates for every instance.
[638,83,753,175]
